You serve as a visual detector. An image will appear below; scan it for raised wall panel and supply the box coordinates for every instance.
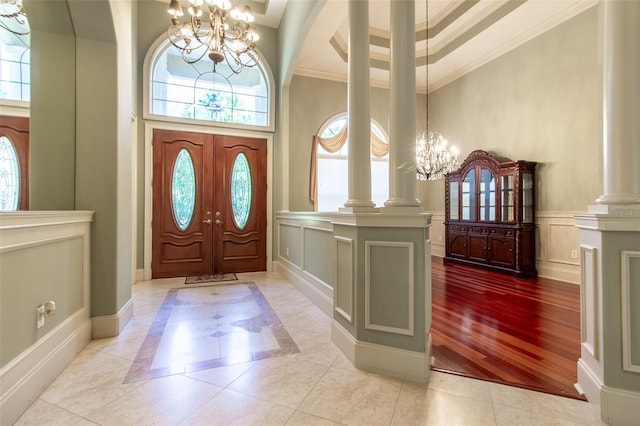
[621,250,640,373]
[334,236,353,323]
[580,245,599,360]
[365,241,414,336]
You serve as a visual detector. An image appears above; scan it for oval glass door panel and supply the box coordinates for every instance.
[231,152,251,229]
[0,136,20,211]
[171,148,196,230]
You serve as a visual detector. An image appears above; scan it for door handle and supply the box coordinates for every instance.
[203,219,212,224]
[215,219,223,225]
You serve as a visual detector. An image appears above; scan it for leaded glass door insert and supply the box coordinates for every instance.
[230,153,251,229]
[171,148,196,230]
[0,136,20,210]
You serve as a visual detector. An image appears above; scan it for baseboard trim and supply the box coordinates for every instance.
[601,385,640,425]
[274,260,333,316]
[0,310,91,425]
[331,320,431,383]
[537,261,580,284]
[576,358,640,424]
[135,268,144,283]
[91,298,134,339]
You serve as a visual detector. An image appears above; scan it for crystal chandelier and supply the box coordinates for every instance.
[0,0,30,35]
[167,0,260,73]
[416,131,459,181]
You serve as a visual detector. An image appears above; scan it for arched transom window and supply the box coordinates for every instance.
[0,29,29,102]
[148,39,272,129]
[312,114,389,212]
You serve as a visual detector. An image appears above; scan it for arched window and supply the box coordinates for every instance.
[146,38,273,130]
[313,114,389,212]
[0,30,29,102]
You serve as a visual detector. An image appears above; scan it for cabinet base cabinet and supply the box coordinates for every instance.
[444,224,536,277]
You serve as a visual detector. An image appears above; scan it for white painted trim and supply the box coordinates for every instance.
[0,211,94,229]
[135,268,144,283]
[580,245,599,361]
[0,312,91,425]
[143,121,274,279]
[364,240,414,336]
[0,101,29,118]
[577,358,602,406]
[331,320,430,383]
[273,260,333,316]
[333,236,354,323]
[331,211,432,228]
[91,298,134,339]
[601,385,640,425]
[621,250,640,373]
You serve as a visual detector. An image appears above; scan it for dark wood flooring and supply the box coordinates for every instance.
[430,256,583,399]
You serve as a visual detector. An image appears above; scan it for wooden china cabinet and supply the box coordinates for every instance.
[444,150,537,277]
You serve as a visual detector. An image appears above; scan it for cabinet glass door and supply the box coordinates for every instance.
[462,169,475,221]
[449,182,459,220]
[479,168,495,221]
[501,175,514,222]
[522,173,534,222]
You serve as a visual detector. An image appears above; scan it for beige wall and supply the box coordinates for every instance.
[421,7,601,213]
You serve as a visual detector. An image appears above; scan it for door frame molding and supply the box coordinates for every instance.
[143,120,273,280]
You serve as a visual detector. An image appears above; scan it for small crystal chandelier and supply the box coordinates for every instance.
[167,0,260,73]
[0,0,30,35]
[416,131,459,181]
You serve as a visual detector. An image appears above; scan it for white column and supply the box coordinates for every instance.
[344,0,375,209]
[385,0,421,208]
[596,0,640,205]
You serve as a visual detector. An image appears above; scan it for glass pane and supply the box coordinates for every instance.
[231,153,252,229]
[449,182,459,220]
[501,175,514,222]
[522,173,534,223]
[479,168,495,221]
[462,169,475,221]
[0,136,20,210]
[171,149,196,230]
[151,45,270,127]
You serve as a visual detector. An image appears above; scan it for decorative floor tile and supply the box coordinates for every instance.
[124,282,299,383]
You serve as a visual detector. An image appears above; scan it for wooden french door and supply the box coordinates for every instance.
[152,129,267,278]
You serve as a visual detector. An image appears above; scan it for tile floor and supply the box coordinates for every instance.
[16,272,606,426]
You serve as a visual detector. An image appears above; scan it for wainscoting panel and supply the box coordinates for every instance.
[580,245,599,361]
[536,212,581,283]
[334,237,353,323]
[364,241,414,336]
[0,211,93,425]
[621,250,640,373]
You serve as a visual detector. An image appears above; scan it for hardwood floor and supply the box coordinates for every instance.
[430,256,583,399]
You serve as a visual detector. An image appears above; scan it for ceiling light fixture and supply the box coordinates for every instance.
[0,0,30,35]
[416,131,459,181]
[167,0,260,73]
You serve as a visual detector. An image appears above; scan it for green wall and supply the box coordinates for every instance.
[28,1,76,210]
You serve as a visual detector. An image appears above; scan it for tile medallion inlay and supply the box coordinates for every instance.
[124,282,299,382]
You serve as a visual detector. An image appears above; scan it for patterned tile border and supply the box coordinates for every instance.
[124,282,299,383]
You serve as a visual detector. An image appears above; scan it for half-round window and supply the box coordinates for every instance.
[147,38,272,129]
